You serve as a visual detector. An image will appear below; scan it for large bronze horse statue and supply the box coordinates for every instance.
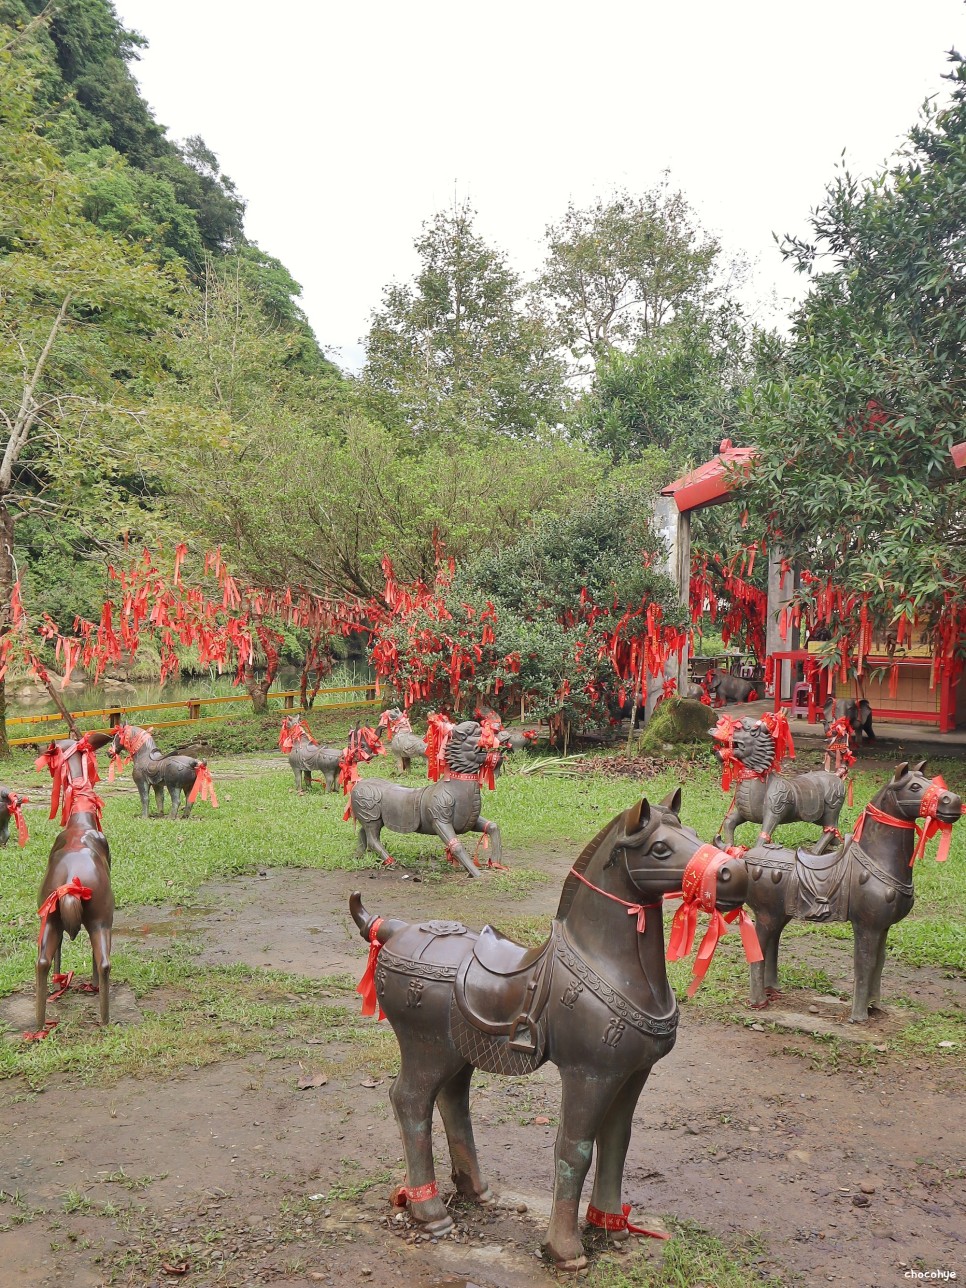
[110,723,217,819]
[712,712,847,854]
[279,716,382,793]
[741,761,962,1022]
[378,708,428,773]
[348,719,507,877]
[349,791,751,1269]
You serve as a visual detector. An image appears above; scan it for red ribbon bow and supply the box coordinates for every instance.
[36,876,93,948]
[586,1202,669,1240]
[187,763,218,808]
[666,844,762,996]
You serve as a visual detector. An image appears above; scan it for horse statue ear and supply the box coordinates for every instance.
[892,761,909,781]
[659,787,683,815]
[624,798,651,833]
[913,759,928,773]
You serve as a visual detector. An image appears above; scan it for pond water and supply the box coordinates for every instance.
[5,663,375,722]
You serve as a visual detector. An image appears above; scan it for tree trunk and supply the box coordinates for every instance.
[0,503,15,758]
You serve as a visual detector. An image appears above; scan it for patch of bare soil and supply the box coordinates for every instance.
[2,855,965,1288]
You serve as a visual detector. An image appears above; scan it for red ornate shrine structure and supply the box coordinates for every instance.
[657,442,965,735]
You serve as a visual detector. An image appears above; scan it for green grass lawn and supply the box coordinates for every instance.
[1,728,964,1087]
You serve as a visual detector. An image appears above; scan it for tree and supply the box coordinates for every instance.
[578,304,767,465]
[0,31,176,752]
[748,49,966,666]
[540,179,722,368]
[363,202,569,438]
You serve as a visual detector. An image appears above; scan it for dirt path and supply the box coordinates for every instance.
[2,853,965,1288]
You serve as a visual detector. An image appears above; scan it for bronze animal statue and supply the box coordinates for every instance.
[0,787,29,848]
[741,761,962,1022]
[30,733,115,1039]
[348,717,507,877]
[349,791,753,1269]
[712,711,847,854]
[823,697,875,753]
[707,668,758,705]
[110,723,217,819]
[279,716,383,793]
[378,708,428,773]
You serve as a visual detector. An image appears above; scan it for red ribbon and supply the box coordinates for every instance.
[6,793,29,847]
[586,1202,669,1241]
[187,763,218,808]
[391,1179,439,1206]
[567,867,660,933]
[36,876,93,948]
[853,775,961,866]
[48,970,74,1001]
[666,844,762,996]
[356,918,385,1019]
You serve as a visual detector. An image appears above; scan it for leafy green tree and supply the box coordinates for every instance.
[0,30,177,751]
[748,50,966,641]
[540,179,723,367]
[578,305,769,465]
[363,202,569,439]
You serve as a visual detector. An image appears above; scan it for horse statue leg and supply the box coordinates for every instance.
[433,819,480,878]
[716,808,747,850]
[134,776,151,819]
[89,924,111,1024]
[389,1033,465,1236]
[544,1068,620,1270]
[474,816,502,867]
[359,822,395,867]
[586,1068,651,1243]
[168,784,182,820]
[866,933,890,1014]
[435,1064,492,1203]
[748,910,784,1008]
[849,920,890,1023]
[322,768,336,792]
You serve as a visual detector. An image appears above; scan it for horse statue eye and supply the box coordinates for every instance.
[650,842,672,860]
[911,783,922,793]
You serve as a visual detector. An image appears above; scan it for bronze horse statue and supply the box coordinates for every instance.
[741,761,962,1022]
[0,786,29,848]
[31,733,115,1037]
[279,716,383,793]
[110,723,217,819]
[348,719,509,878]
[712,712,847,854]
[378,708,428,773]
[349,791,751,1269]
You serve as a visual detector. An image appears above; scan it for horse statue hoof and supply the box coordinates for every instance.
[420,1214,455,1237]
[547,1249,588,1272]
[749,1000,769,1010]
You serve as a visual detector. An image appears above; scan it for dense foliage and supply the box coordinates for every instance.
[748,50,966,663]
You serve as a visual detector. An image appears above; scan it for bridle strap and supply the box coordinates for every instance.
[567,867,660,933]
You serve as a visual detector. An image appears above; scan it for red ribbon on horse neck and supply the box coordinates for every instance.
[35,736,103,828]
[666,844,762,997]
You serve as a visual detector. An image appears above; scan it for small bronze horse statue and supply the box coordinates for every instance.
[31,733,115,1037]
[741,761,962,1022]
[378,708,428,773]
[713,712,846,854]
[279,716,382,793]
[823,697,875,754]
[0,786,29,848]
[110,723,217,819]
[348,718,507,877]
[349,791,750,1269]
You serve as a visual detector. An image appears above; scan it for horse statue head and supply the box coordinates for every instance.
[378,707,411,738]
[279,715,316,753]
[347,724,385,764]
[859,760,964,862]
[444,721,499,776]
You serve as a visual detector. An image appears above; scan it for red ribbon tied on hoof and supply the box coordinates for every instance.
[356,918,385,1019]
[666,844,761,996]
[586,1202,669,1241]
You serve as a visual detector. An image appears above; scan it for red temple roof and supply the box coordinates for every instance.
[660,440,758,513]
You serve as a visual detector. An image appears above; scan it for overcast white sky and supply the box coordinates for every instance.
[115,1,966,372]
